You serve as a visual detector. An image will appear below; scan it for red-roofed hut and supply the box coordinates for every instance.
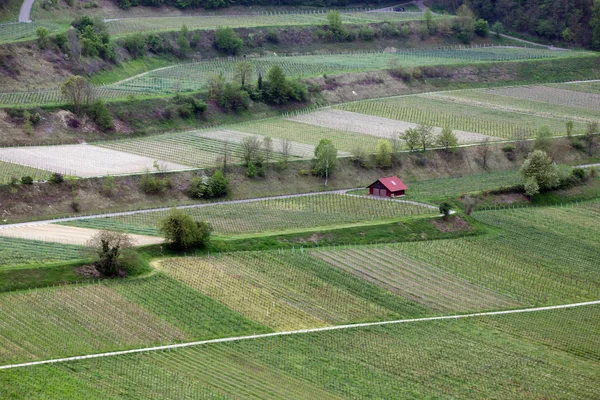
[367,176,407,198]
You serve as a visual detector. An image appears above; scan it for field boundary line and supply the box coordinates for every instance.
[1,299,598,371]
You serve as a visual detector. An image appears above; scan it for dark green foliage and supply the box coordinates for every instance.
[358,26,375,41]
[139,172,170,194]
[213,26,243,55]
[188,170,230,199]
[261,65,308,105]
[89,100,114,131]
[74,16,116,61]
[218,83,250,112]
[54,32,69,52]
[49,173,64,184]
[173,94,207,118]
[177,25,191,57]
[572,168,586,181]
[439,202,452,220]
[36,27,50,49]
[474,19,489,37]
[122,34,146,58]
[159,209,212,250]
[20,176,34,185]
[209,169,229,198]
[266,28,280,43]
[88,231,136,277]
[246,162,257,178]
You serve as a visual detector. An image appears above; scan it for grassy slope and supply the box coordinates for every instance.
[0,0,21,22]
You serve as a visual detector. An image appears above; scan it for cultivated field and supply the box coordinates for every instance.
[0,237,83,267]
[0,144,189,177]
[290,109,496,142]
[0,160,52,184]
[0,224,164,246]
[483,85,600,111]
[1,305,598,399]
[59,193,436,236]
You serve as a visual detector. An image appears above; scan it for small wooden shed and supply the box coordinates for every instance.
[367,176,407,198]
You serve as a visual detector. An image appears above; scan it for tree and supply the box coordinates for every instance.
[566,120,574,137]
[89,99,114,131]
[86,231,134,277]
[36,27,50,49]
[592,0,600,50]
[213,26,243,55]
[207,72,226,100]
[263,65,289,105]
[401,128,420,152]
[177,25,191,57]
[436,127,458,152]
[159,209,211,250]
[478,137,491,170]
[462,194,477,215]
[439,202,452,221]
[375,139,392,168]
[474,19,490,37]
[209,169,230,198]
[520,150,559,196]
[263,136,273,173]
[279,138,291,167]
[314,139,338,186]
[235,61,254,87]
[583,122,599,156]
[454,4,476,44]
[61,76,94,115]
[241,136,262,166]
[534,125,553,155]
[326,10,346,40]
[417,124,435,152]
[491,21,504,38]
[424,8,435,35]
[123,34,146,58]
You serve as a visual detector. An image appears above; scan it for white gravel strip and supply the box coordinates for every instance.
[1,299,598,370]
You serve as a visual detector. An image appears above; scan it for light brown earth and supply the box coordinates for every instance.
[289,109,497,143]
[0,144,189,177]
[0,224,163,246]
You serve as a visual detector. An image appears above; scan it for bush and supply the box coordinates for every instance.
[159,209,212,250]
[266,28,280,43]
[139,172,169,194]
[358,26,375,41]
[213,26,243,55]
[54,32,68,52]
[474,19,490,37]
[86,231,135,277]
[246,162,257,178]
[590,166,598,177]
[122,34,146,58]
[173,94,207,117]
[188,175,212,199]
[439,202,452,220]
[218,83,250,112]
[49,172,64,184]
[209,169,230,198]
[502,144,516,160]
[89,100,114,131]
[492,21,504,38]
[572,168,586,180]
[20,176,34,185]
[36,27,50,49]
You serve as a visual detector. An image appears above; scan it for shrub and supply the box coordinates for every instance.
[173,94,207,117]
[122,34,146,58]
[266,28,280,43]
[358,26,375,41]
[188,175,212,199]
[36,27,50,49]
[492,21,504,38]
[572,168,586,180]
[20,176,34,185]
[103,174,116,196]
[139,172,168,194]
[502,144,516,160]
[246,162,257,178]
[439,202,452,221]
[474,19,490,37]
[218,83,250,112]
[209,170,230,198]
[89,100,114,131]
[49,172,64,184]
[54,32,68,52]
[213,26,243,55]
[86,231,135,277]
[590,166,598,177]
[159,209,212,250]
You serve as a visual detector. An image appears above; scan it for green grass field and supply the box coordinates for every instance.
[0,237,83,267]
[1,304,598,399]
[0,160,53,184]
[59,193,436,236]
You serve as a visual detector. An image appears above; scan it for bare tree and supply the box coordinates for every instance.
[462,194,477,215]
[263,136,273,174]
[86,231,134,277]
[241,136,262,166]
[216,140,231,172]
[583,122,599,156]
[61,76,94,115]
[67,30,81,59]
[389,132,402,167]
[235,61,254,87]
[478,138,491,170]
[280,138,292,166]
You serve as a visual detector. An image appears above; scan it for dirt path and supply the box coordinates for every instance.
[1,299,597,370]
[18,0,34,22]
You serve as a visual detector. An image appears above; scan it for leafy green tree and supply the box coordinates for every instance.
[177,25,191,57]
[566,120,574,137]
[235,61,254,87]
[36,27,50,49]
[159,209,212,250]
[424,8,435,35]
[375,139,392,168]
[213,26,243,55]
[520,150,559,196]
[439,202,452,221]
[474,19,490,37]
[209,169,230,198]
[314,139,338,186]
[263,65,289,104]
[123,34,146,58]
[89,99,114,131]
[436,127,458,152]
[327,10,344,35]
[401,128,420,152]
[491,21,504,38]
[454,4,476,44]
[417,124,435,152]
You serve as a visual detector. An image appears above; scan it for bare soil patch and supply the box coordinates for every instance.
[0,144,188,177]
[0,224,163,246]
[431,216,471,233]
[289,109,496,143]
[492,193,529,205]
[74,264,103,278]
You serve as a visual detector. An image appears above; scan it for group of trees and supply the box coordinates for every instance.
[61,76,114,131]
[401,125,458,153]
[188,169,230,199]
